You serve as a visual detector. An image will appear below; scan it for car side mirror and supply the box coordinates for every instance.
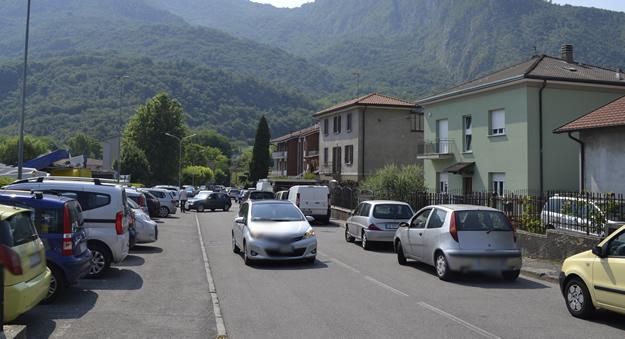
[306,216,315,223]
[592,245,607,258]
[399,222,409,228]
[234,217,246,225]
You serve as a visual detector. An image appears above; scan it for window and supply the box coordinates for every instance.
[344,145,354,165]
[333,115,342,134]
[607,231,625,257]
[490,109,505,136]
[238,202,248,219]
[323,119,329,135]
[454,211,512,231]
[323,148,328,164]
[438,173,449,193]
[0,212,37,247]
[411,113,424,131]
[347,113,352,132]
[410,209,431,229]
[463,115,472,152]
[491,173,506,196]
[83,193,111,210]
[373,204,413,220]
[360,203,372,216]
[427,208,447,229]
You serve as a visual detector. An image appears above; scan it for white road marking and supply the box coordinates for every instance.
[195,214,228,338]
[318,251,361,274]
[364,275,410,297]
[418,302,501,339]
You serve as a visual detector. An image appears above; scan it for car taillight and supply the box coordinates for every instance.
[368,224,381,231]
[0,244,23,275]
[296,193,300,208]
[115,211,124,235]
[62,204,74,256]
[449,211,459,242]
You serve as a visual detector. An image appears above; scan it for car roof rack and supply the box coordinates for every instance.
[10,176,123,186]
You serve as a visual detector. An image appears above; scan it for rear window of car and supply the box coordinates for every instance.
[0,211,38,247]
[372,204,413,219]
[251,203,303,222]
[250,192,275,200]
[455,210,512,231]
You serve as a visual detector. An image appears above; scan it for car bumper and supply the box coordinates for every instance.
[59,250,92,284]
[112,234,130,263]
[446,250,522,272]
[4,268,52,322]
[246,237,317,261]
[364,229,397,242]
[136,220,158,243]
[559,272,566,295]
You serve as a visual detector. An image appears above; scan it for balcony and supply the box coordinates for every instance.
[304,150,319,158]
[417,139,455,160]
[272,151,287,160]
[270,169,287,177]
[319,162,341,177]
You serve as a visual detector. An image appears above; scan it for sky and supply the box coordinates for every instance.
[252,0,625,12]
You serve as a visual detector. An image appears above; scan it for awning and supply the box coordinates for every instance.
[444,162,475,175]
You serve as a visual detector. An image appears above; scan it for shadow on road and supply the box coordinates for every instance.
[583,310,625,331]
[244,258,329,270]
[116,254,145,267]
[313,221,340,227]
[80,268,144,290]
[131,245,164,254]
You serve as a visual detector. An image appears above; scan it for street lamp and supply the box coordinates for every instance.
[17,0,32,180]
[164,133,197,189]
[117,75,130,183]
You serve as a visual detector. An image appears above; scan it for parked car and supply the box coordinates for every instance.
[394,205,522,281]
[187,191,231,212]
[128,199,158,244]
[6,176,131,278]
[154,185,180,201]
[346,201,414,250]
[141,188,177,218]
[276,191,289,200]
[559,224,625,318]
[183,185,196,197]
[126,188,149,215]
[0,190,91,302]
[246,190,275,201]
[232,200,317,265]
[288,185,330,224]
[541,195,625,236]
[228,189,241,201]
[237,189,247,203]
[0,205,52,322]
[142,191,161,218]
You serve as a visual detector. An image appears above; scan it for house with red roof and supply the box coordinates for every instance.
[271,125,319,178]
[555,95,625,194]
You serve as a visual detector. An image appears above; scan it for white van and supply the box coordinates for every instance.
[288,185,330,224]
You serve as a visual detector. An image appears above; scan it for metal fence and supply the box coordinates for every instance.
[332,187,625,236]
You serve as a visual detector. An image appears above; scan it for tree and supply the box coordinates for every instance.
[361,164,426,208]
[214,168,228,186]
[182,166,213,185]
[67,133,102,158]
[248,116,271,183]
[120,141,151,184]
[192,130,233,157]
[124,93,185,185]
[0,135,50,165]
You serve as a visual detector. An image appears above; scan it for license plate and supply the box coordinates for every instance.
[279,245,293,253]
[386,223,399,229]
[29,252,41,268]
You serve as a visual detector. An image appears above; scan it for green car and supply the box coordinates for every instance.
[1,204,51,322]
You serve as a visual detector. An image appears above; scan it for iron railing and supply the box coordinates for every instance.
[417,139,454,156]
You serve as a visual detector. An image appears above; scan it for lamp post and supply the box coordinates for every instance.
[117,75,130,183]
[164,133,197,190]
[17,0,32,180]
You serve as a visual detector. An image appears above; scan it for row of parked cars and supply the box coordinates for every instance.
[0,176,169,323]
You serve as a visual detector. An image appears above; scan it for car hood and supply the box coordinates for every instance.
[565,250,594,263]
[248,220,311,237]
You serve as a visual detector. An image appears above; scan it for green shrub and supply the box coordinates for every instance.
[0,176,14,187]
[361,164,425,207]
[303,172,316,180]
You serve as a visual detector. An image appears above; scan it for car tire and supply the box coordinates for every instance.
[502,270,520,281]
[87,243,111,279]
[197,205,205,212]
[565,277,595,319]
[345,227,355,243]
[42,264,64,304]
[232,233,240,254]
[158,206,169,218]
[435,252,453,281]
[361,230,370,250]
[396,241,407,266]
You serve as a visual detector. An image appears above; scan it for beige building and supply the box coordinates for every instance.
[313,93,423,182]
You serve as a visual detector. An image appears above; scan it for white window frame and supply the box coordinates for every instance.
[463,115,472,152]
[491,173,506,196]
[347,113,352,132]
[344,145,354,165]
[490,109,506,136]
[438,173,449,194]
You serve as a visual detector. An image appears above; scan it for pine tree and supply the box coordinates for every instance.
[249,116,271,184]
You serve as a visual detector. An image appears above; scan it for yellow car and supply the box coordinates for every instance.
[560,225,625,318]
[1,205,51,322]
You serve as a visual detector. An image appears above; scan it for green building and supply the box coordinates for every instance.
[416,45,625,195]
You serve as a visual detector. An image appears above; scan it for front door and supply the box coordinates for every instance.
[593,231,625,312]
[422,208,447,266]
[463,177,473,195]
[407,209,431,259]
[437,119,449,154]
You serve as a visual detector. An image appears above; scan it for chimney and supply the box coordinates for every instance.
[561,44,574,63]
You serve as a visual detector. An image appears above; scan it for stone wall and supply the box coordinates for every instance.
[331,206,352,221]
[517,229,601,262]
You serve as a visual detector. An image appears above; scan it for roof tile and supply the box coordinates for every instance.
[555,95,625,132]
[314,93,414,116]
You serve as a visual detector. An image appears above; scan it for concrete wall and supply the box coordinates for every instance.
[582,126,625,194]
[319,108,361,180]
[518,229,600,261]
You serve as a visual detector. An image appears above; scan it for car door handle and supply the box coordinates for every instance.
[419,233,423,236]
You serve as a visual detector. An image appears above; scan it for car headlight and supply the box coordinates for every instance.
[303,229,316,239]
[249,230,266,240]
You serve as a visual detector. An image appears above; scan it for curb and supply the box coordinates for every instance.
[4,325,27,339]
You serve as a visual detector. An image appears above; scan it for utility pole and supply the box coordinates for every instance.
[17,0,32,180]
[117,75,129,183]
[164,133,197,190]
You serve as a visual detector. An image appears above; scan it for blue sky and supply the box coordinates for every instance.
[252,0,625,12]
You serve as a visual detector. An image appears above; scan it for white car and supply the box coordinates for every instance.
[128,199,158,243]
[232,200,317,265]
[288,185,330,224]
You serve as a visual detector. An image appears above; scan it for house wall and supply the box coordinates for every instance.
[581,126,625,194]
[363,107,423,178]
[318,108,361,181]
[286,139,299,176]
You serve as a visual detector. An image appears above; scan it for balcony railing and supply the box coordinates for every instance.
[319,162,341,176]
[270,169,287,177]
[304,150,319,158]
[417,139,455,159]
[272,151,287,160]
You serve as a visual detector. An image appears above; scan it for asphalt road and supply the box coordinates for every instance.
[199,204,625,339]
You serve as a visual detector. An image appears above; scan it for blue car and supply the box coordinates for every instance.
[0,190,91,302]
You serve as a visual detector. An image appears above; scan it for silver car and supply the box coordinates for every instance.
[394,205,522,281]
[232,200,317,265]
[345,200,414,250]
[128,199,158,244]
[140,188,177,217]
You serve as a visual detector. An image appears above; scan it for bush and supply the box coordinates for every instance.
[303,172,316,180]
[0,176,14,187]
[361,164,425,206]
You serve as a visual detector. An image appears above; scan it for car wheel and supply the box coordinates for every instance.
[158,206,169,218]
[42,264,64,304]
[232,233,240,254]
[396,241,407,266]
[435,252,453,281]
[565,277,594,318]
[361,230,371,250]
[345,227,355,243]
[243,242,252,266]
[502,270,520,281]
[87,243,111,278]
[197,205,205,212]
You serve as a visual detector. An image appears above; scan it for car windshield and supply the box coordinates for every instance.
[0,212,38,247]
[372,204,413,219]
[251,204,303,222]
[455,210,512,231]
[195,193,209,200]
